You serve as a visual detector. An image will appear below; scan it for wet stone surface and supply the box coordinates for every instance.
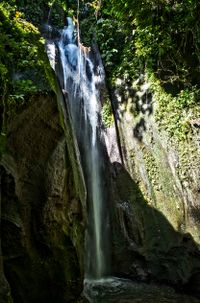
[83,277,199,303]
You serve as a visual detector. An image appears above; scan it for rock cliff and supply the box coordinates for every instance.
[0,93,85,303]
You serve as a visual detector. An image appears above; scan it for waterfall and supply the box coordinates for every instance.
[47,17,110,280]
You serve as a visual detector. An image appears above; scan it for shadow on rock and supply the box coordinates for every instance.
[109,161,200,300]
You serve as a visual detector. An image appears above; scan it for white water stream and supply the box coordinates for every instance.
[47,17,108,279]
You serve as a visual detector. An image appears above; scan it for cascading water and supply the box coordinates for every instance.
[49,17,110,280]
[46,17,136,303]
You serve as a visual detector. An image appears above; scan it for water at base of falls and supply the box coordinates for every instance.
[55,17,110,280]
[84,277,152,303]
[83,277,198,303]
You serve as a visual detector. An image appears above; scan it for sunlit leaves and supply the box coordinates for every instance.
[0,2,50,108]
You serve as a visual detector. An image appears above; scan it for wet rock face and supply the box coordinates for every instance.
[0,93,84,303]
[110,77,200,243]
[106,75,200,298]
[109,161,200,298]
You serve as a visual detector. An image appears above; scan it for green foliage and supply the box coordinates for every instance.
[84,0,200,140]
[14,0,68,26]
[101,99,114,127]
[96,18,125,71]
[149,73,200,140]
[8,79,38,104]
[0,1,54,136]
[79,15,97,46]
[101,0,200,83]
